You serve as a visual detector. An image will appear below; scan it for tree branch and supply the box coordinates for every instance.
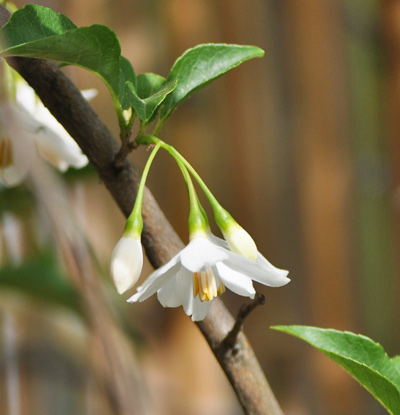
[0,6,284,414]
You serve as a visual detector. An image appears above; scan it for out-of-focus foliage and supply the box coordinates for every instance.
[0,249,82,314]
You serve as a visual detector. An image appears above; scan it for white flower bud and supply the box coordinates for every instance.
[110,235,143,294]
[222,224,258,261]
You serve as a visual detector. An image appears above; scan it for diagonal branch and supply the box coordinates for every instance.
[0,6,284,415]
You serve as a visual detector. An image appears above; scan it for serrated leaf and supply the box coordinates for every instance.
[159,43,264,122]
[125,75,177,122]
[272,325,400,415]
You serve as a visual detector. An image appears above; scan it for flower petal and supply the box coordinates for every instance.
[227,251,290,287]
[34,126,88,170]
[81,89,98,101]
[215,262,256,298]
[180,237,228,272]
[16,81,89,171]
[128,256,181,302]
[156,267,212,321]
[207,233,229,249]
[157,267,192,308]
[0,105,36,187]
[190,298,212,321]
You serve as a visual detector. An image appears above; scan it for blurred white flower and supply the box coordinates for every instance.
[128,232,289,321]
[110,234,143,294]
[0,77,96,187]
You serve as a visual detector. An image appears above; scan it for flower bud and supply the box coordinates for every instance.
[222,223,258,261]
[110,235,143,294]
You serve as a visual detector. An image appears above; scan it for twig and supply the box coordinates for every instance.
[223,293,266,351]
[0,6,284,414]
[113,132,135,170]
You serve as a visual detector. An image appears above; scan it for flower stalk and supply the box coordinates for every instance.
[126,141,161,236]
[136,134,258,259]
[110,142,161,294]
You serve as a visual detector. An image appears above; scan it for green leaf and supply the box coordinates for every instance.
[119,56,137,110]
[392,356,400,373]
[125,74,177,122]
[1,6,120,94]
[159,43,264,122]
[0,5,130,129]
[1,4,77,41]
[136,73,166,98]
[272,325,400,415]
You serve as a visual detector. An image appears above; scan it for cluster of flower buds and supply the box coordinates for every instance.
[110,136,290,321]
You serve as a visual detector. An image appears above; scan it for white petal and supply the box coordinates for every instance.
[0,105,36,187]
[15,82,88,171]
[209,233,290,286]
[81,89,98,101]
[180,237,228,272]
[154,266,212,321]
[110,236,143,294]
[128,258,181,302]
[190,298,212,321]
[227,251,290,287]
[34,125,88,170]
[0,137,33,186]
[207,233,229,249]
[215,262,256,298]
[15,82,37,114]
[157,267,192,309]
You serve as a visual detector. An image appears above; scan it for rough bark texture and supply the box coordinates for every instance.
[0,6,284,414]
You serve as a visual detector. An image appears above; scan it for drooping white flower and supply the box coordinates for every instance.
[110,235,144,294]
[128,232,290,321]
[0,76,95,187]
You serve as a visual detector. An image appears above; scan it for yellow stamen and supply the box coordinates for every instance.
[193,267,225,302]
[217,280,225,296]
[193,272,200,298]
[0,138,13,169]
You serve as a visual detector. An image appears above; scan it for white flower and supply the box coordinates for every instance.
[110,235,143,294]
[0,79,95,187]
[128,232,289,321]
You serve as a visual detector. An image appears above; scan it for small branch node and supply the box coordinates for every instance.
[221,293,266,353]
[113,132,135,169]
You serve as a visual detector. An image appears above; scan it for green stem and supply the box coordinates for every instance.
[136,134,231,229]
[125,141,161,236]
[152,118,165,136]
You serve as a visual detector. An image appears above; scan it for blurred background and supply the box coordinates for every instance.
[1,0,399,414]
